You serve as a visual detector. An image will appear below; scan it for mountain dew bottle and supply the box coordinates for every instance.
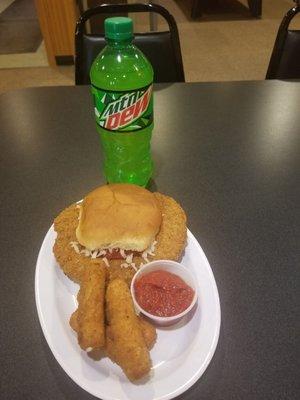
[90,17,154,186]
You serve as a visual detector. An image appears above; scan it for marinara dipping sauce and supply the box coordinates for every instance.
[134,270,195,317]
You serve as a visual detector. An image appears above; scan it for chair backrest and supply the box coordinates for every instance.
[266,3,300,79]
[75,3,185,85]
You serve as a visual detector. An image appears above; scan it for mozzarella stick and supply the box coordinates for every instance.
[106,279,151,381]
[138,316,157,350]
[72,265,106,351]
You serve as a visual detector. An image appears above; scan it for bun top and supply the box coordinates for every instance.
[76,184,162,252]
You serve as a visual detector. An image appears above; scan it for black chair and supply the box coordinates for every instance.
[266,1,300,79]
[190,0,262,19]
[75,3,185,85]
[247,0,262,17]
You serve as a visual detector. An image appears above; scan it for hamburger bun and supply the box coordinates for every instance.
[76,184,162,252]
[54,191,187,284]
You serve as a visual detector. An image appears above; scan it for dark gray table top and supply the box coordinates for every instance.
[0,81,299,400]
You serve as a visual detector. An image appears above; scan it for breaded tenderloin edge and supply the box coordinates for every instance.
[53,192,187,285]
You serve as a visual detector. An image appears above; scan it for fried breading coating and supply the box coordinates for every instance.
[70,264,106,351]
[53,193,187,285]
[106,279,151,381]
[70,310,156,354]
[69,309,79,332]
[70,311,156,351]
[138,316,157,350]
[53,203,105,283]
[154,193,187,261]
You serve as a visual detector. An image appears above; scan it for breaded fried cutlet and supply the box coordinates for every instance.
[53,204,105,283]
[53,192,186,285]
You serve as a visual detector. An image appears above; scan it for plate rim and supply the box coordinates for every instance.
[35,226,221,400]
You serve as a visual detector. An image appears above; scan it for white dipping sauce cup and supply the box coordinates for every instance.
[130,260,198,326]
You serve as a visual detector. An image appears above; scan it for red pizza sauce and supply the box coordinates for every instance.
[105,249,140,260]
[134,270,195,317]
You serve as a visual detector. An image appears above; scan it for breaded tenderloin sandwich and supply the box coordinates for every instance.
[53,183,187,285]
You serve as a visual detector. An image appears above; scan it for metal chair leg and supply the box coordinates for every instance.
[248,0,262,17]
[191,0,202,19]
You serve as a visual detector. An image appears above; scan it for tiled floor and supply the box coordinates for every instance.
[0,0,298,93]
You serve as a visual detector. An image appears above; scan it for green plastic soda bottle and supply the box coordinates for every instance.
[90,17,154,187]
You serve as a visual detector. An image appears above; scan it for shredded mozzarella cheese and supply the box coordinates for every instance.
[131,263,137,271]
[126,253,133,264]
[81,249,91,257]
[91,250,98,259]
[70,239,157,265]
[102,257,110,267]
[70,241,80,254]
[142,251,149,263]
[120,249,126,259]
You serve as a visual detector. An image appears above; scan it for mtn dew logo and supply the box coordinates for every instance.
[91,84,153,132]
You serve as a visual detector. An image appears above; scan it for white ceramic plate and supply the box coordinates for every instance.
[35,226,221,400]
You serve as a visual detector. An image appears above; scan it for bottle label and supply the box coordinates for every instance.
[91,84,153,132]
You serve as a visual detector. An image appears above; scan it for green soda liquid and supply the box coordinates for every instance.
[90,17,154,187]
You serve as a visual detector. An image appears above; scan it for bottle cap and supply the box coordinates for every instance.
[104,17,133,41]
